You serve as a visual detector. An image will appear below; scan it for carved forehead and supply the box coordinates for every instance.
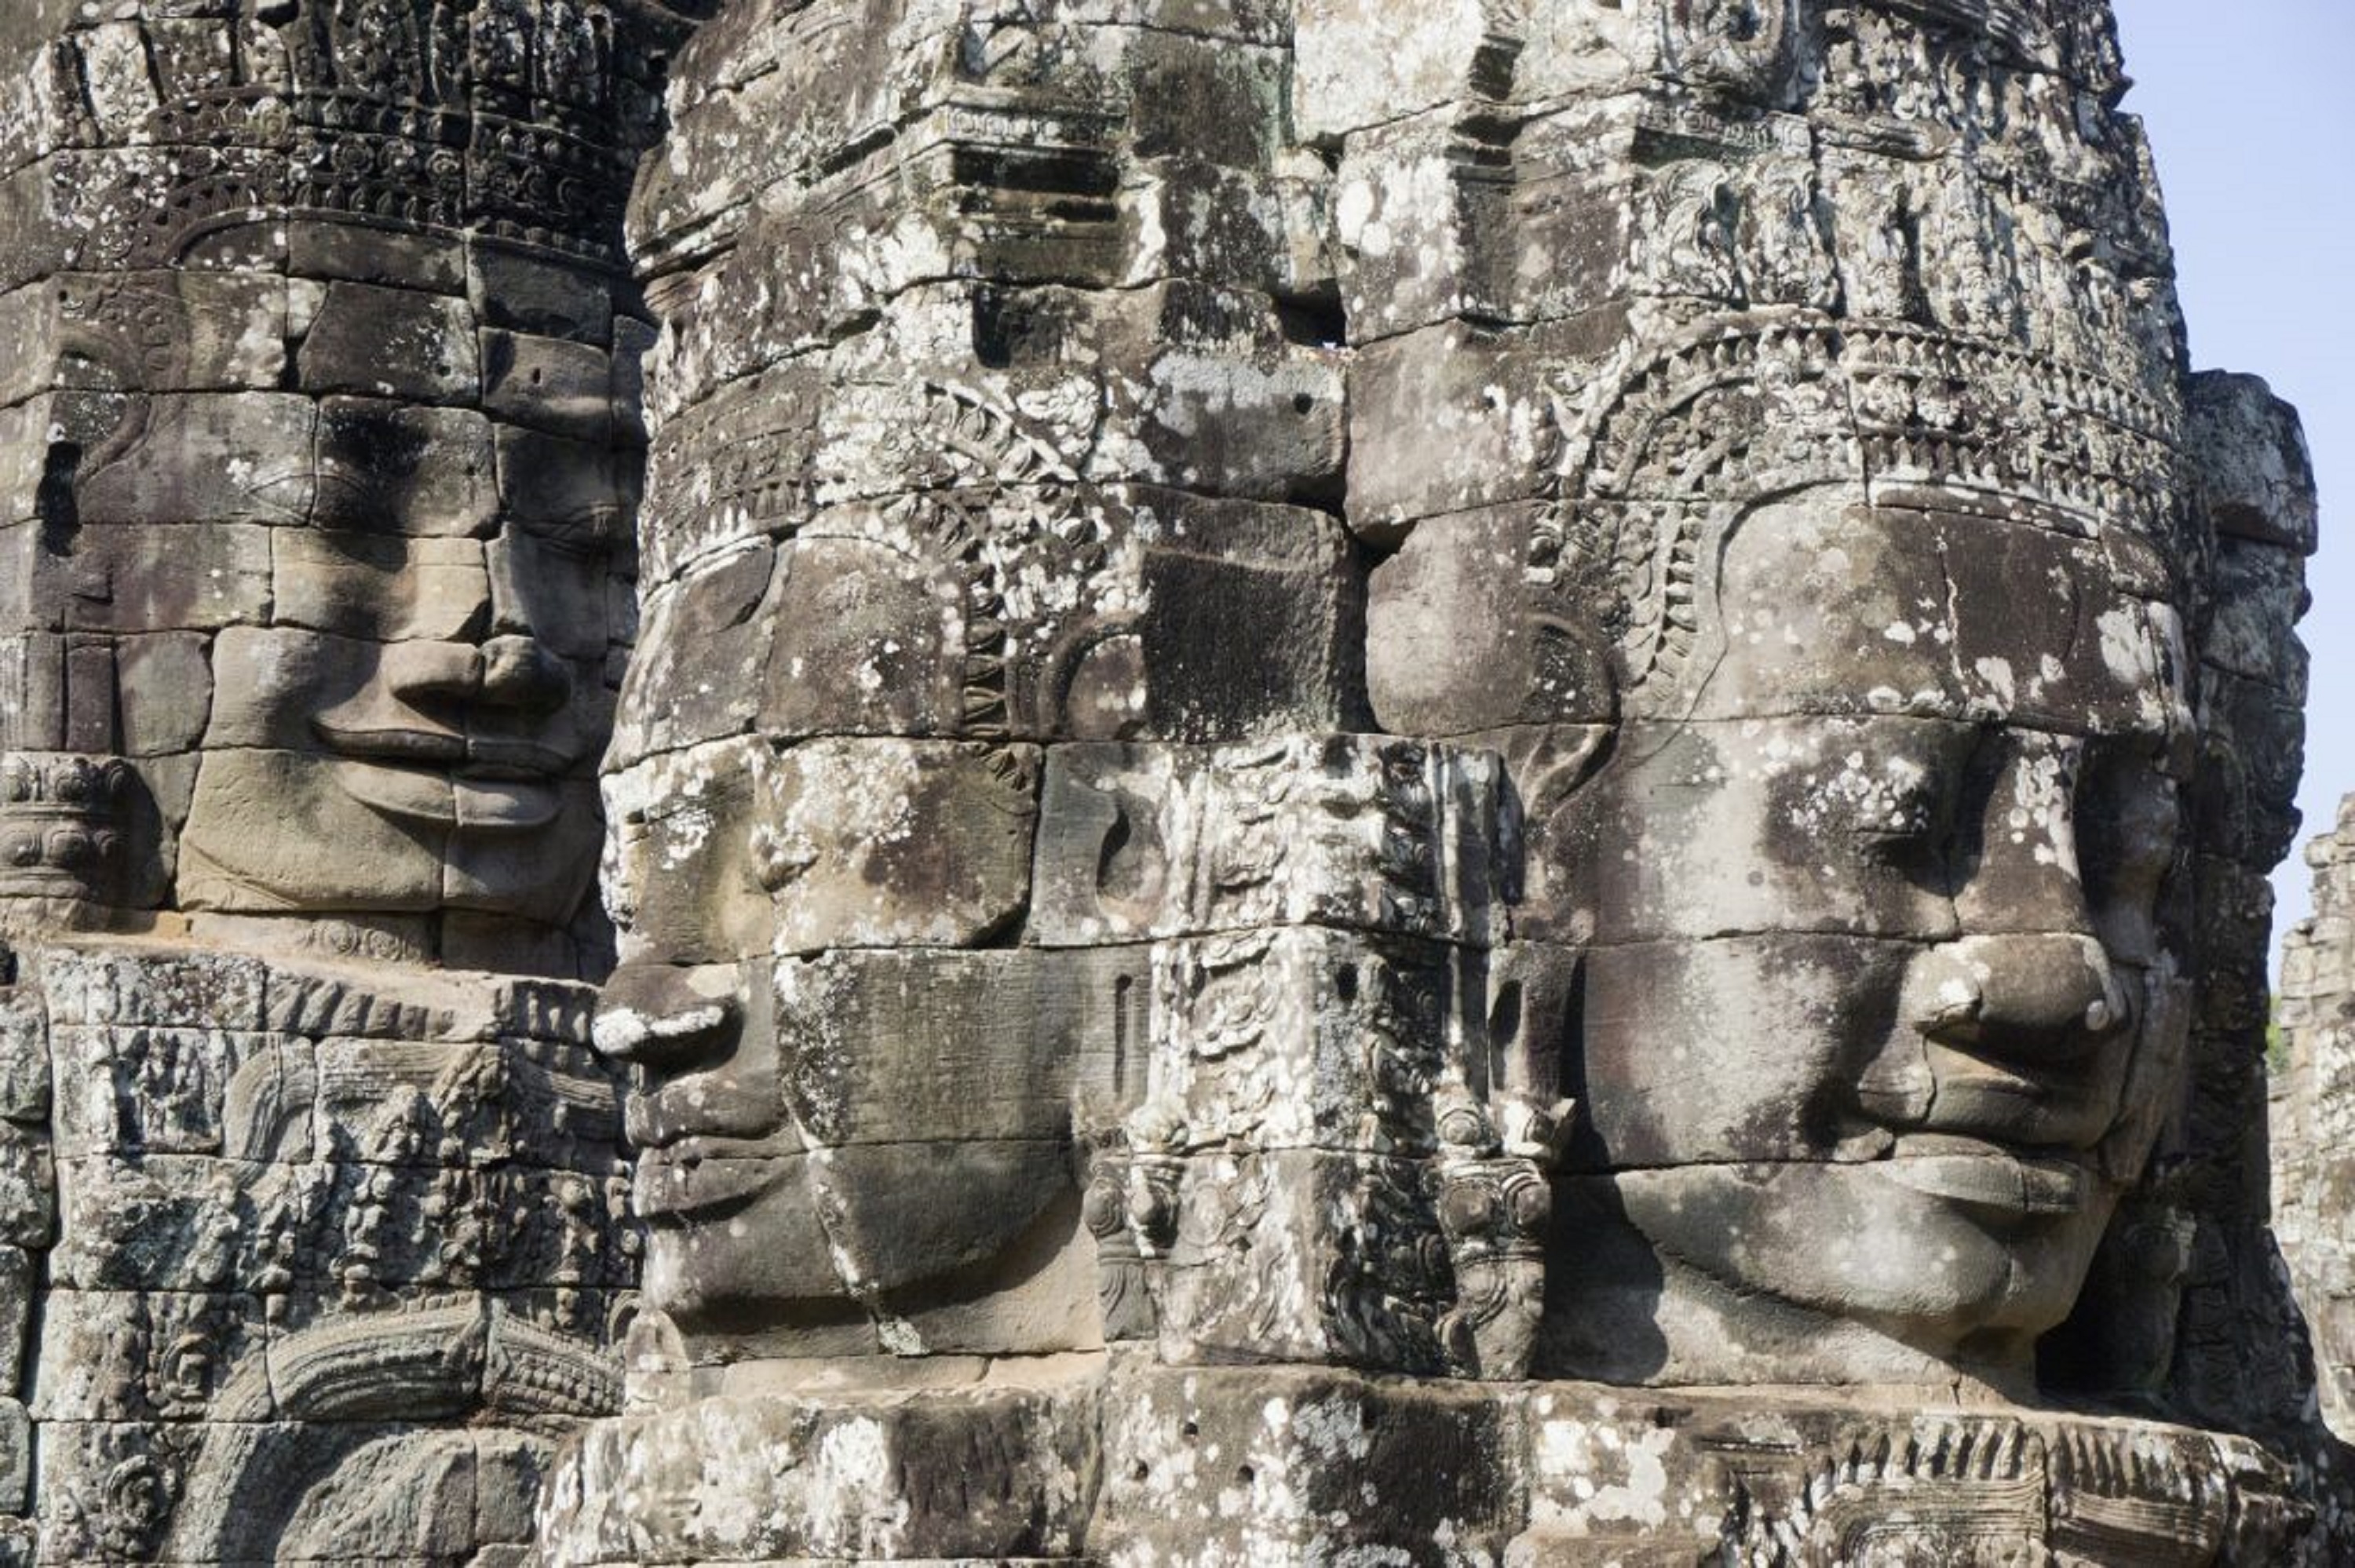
[1679,497,2189,742]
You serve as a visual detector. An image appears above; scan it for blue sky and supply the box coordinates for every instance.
[2109,2,2355,945]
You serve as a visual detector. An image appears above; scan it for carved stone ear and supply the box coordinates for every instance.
[1367,509,1619,735]
[1481,724,1609,826]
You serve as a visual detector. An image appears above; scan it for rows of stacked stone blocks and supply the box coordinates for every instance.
[2275,792,2355,1440]
[0,2,689,1561]
[593,0,1397,1371]
[0,0,2331,1562]
[2169,370,2321,1430]
[550,0,2346,1563]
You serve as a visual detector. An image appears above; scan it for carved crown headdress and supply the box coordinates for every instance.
[29,0,703,268]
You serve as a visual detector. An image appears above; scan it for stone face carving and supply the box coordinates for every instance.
[0,0,681,969]
[0,1,692,1561]
[0,0,2337,1563]
[535,0,2351,1563]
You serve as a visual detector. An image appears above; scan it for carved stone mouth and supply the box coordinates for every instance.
[1911,1042,2123,1154]
[319,720,572,778]
[314,719,466,765]
[328,758,561,832]
[1877,1136,2091,1216]
[633,1144,790,1222]
[452,775,564,830]
[594,965,743,1063]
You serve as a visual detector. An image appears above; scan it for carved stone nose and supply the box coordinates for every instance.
[1908,933,2128,1059]
[478,634,571,713]
[593,964,742,1067]
[381,640,484,704]
[381,636,569,713]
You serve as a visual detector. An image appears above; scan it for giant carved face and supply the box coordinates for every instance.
[1543,493,2195,1385]
[590,512,1103,1362]
[120,230,632,943]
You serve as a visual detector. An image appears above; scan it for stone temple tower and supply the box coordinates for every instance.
[0,1,2340,1563]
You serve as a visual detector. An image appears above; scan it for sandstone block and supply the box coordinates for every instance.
[1367,503,1613,730]
[537,1379,1098,1566]
[496,425,633,532]
[272,531,489,644]
[71,393,314,528]
[287,221,466,292]
[443,778,606,925]
[45,1023,266,1162]
[33,943,266,1032]
[605,738,1035,963]
[1122,158,1289,294]
[482,330,615,443]
[1345,326,1565,538]
[1096,1363,1524,1567]
[111,631,212,757]
[2185,370,2318,553]
[0,990,46,1125]
[0,1250,24,1391]
[1153,1147,1446,1370]
[1032,735,1503,946]
[313,397,500,538]
[62,520,274,633]
[0,1398,21,1516]
[297,281,479,405]
[771,947,1115,1148]
[1148,927,1470,1157]
[1331,111,1516,342]
[760,738,1039,957]
[29,1289,268,1423]
[469,242,614,345]
[48,269,290,394]
[1294,0,1513,141]
[2203,539,2310,697]
[179,750,448,914]
[608,548,779,764]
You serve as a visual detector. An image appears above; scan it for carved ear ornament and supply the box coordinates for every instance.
[0,753,130,899]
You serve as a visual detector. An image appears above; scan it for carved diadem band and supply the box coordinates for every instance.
[42,0,699,264]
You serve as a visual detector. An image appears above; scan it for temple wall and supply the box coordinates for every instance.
[0,2,2339,1563]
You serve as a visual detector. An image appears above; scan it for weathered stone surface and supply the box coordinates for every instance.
[311,397,500,538]
[538,1374,1100,1566]
[2275,797,2355,1442]
[0,12,677,1555]
[1031,735,1502,946]
[296,282,480,406]
[2189,371,2320,552]
[546,0,2352,1555]
[0,0,2334,1559]
[1095,1363,1524,1565]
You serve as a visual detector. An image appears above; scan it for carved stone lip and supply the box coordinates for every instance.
[594,965,742,1063]
[452,776,564,830]
[1877,1135,2092,1216]
[464,737,575,776]
[329,759,562,832]
[318,721,573,779]
[634,1141,791,1221]
[314,719,466,764]
[1914,1045,2121,1152]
